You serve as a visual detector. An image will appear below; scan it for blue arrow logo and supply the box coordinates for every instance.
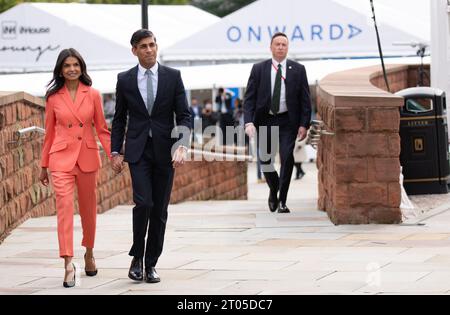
[348,24,362,39]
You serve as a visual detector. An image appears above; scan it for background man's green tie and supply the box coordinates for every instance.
[271,64,282,114]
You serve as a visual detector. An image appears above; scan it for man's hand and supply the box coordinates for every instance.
[297,126,307,141]
[245,123,257,138]
[111,155,124,174]
[39,168,49,186]
[172,146,188,169]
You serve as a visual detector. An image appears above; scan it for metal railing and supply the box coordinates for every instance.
[307,120,335,149]
[8,126,46,145]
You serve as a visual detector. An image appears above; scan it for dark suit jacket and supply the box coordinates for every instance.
[111,64,191,164]
[244,59,312,130]
[215,93,233,113]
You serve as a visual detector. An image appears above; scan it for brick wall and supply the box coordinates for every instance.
[0,92,247,242]
[316,65,414,224]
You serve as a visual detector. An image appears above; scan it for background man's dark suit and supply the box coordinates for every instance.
[215,90,234,144]
[111,64,191,268]
[244,59,312,207]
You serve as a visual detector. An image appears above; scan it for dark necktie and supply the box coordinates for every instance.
[146,69,154,137]
[145,69,154,115]
[271,64,282,115]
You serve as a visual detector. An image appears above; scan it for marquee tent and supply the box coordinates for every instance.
[161,0,430,66]
[0,3,219,73]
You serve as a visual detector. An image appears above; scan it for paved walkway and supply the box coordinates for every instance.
[2,162,450,295]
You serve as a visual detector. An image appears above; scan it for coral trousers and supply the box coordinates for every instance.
[51,164,98,257]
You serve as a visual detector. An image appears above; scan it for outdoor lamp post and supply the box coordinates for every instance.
[141,0,149,29]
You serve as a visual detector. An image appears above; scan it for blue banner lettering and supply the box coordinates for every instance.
[267,25,287,38]
[227,26,241,42]
[248,26,261,42]
[291,25,305,41]
[330,24,343,40]
[311,25,323,40]
[348,24,362,39]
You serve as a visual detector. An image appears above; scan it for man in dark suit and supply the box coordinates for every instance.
[215,87,234,145]
[244,32,312,214]
[110,29,191,283]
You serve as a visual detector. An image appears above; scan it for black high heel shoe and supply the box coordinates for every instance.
[84,253,98,277]
[63,263,76,288]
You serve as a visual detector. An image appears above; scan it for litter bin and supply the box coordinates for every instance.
[396,87,449,195]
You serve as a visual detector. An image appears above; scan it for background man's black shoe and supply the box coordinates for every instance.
[145,267,161,283]
[268,191,279,212]
[277,204,291,213]
[128,257,143,281]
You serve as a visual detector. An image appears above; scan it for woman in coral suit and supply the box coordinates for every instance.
[39,48,111,288]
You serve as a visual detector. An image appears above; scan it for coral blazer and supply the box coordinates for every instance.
[41,83,111,172]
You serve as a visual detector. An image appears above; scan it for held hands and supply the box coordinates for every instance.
[172,146,188,169]
[39,168,49,186]
[297,126,307,141]
[111,155,124,174]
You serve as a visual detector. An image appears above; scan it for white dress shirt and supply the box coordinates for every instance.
[271,58,287,114]
[138,62,158,108]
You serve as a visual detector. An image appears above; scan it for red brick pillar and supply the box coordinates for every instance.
[317,66,404,224]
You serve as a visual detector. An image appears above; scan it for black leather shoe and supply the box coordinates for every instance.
[128,257,143,281]
[277,204,291,213]
[268,191,279,213]
[145,267,161,283]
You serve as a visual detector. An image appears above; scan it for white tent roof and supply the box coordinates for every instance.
[0,56,430,97]
[0,3,219,73]
[161,0,430,64]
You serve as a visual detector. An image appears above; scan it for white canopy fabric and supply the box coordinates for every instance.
[0,3,219,73]
[161,0,430,65]
[0,56,430,97]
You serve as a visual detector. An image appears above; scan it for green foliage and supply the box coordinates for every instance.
[190,0,256,17]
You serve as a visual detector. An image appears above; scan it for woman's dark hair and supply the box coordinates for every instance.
[46,48,92,99]
[130,29,156,47]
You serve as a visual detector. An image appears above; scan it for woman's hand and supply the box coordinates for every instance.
[39,168,49,186]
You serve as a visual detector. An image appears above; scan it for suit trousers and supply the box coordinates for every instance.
[258,112,297,204]
[51,164,98,257]
[128,137,175,268]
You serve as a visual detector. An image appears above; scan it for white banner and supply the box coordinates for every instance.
[162,0,430,61]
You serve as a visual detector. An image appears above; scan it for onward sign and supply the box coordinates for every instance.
[226,24,363,43]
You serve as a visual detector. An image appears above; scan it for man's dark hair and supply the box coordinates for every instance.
[271,32,288,44]
[218,87,224,94]
[130,29,156,47]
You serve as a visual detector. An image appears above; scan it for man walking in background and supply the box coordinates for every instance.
[244,32,312,214]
